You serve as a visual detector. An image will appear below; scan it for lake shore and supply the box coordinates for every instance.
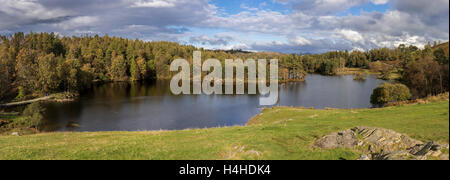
[0,97,448,160]
[0,92,78,107]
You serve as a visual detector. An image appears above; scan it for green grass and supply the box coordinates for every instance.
[0,101,448,160]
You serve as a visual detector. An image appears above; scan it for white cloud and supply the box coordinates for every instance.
[0,0,448,53]
[335,29,364,43]
[130,0,175,8]
[289,36,312,45]
[371,0,389,5]
[53,16,99,30]
[190,34,234,46]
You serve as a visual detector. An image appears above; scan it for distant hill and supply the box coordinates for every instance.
[433,42,449,56]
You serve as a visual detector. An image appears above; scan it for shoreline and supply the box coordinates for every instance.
[2,93,447,136]
[0,92,78,107]
[0,100,447,160]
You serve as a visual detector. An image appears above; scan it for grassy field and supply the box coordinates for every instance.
[0,101,448,160]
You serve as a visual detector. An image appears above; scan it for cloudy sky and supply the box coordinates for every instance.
[0,0,448,53]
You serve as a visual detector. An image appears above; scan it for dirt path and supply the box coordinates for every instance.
[0,96,52,107]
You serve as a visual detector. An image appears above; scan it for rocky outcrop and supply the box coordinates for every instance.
[313,127,449,160]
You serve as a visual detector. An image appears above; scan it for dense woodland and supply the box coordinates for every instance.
[0,32,448,102]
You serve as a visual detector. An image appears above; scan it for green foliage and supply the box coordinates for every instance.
[22,102,44,130]
[109,54,128,81]
[402,56,448,97]
[370,83,412,105]
[15,48,39,93]
[0,55,9,100]
[14,86,26,102]
[130,58,139,81]
[320,59,339,75]
[353,71,367,80]
[279,53,306,80]
[38,53,60,93]
[434,48,449,65]
[0,32,448,101]
[59,59,80,92]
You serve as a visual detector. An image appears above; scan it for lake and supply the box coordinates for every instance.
[42,74,386,132]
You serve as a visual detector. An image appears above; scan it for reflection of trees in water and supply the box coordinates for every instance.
[42,101,84,131]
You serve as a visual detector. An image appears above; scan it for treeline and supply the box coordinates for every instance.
[0,32,305,101]
[0,32,449,102]
[300,42,449,97]
[0,32,194,101]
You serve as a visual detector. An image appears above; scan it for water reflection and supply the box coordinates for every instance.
[42,74,385,132]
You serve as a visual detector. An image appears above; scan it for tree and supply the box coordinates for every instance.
[434,48,449,65]
[1,32,449,101]
[378,63,393,80]
[38,53,60,93]
[130,58,140,81]
[0,58,9,100]
[0,43,14,100]
[402,56,444,97]
[370,83,411,105]
[320,59,339,75]
[22,102,44,131]
[136,56,148,80]
[15,48,39,93]
[109,53,128,81]
[58,58,82,92]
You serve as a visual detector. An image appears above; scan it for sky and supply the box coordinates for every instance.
[0,0,448,54]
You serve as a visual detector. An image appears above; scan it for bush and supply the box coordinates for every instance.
[370,83,412,106]
[320,59,339,75]
[22,102,44,130]
[14,86,26,101]
[353,71,367,81]
[402,56,448,97]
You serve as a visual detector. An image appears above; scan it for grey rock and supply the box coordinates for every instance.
[357,154,372,160]
[313,127,449,160]
[313,129,361,149]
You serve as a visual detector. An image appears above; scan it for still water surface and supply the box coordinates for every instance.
[42,74,386,132]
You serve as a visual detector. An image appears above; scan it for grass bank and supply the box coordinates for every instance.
[0,100,448,160]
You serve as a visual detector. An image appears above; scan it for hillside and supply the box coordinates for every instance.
[434,42,449,56]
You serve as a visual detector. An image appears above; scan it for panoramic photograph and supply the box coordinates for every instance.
[0,0,449,165]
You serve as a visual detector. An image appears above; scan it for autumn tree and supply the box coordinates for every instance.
[58,58,82,92]
[136,56,148,80]
[130,58,139,81]
[402,56,443,97]
[434,48,449,65]
[109,53,128,81]
[37,53,60,93]
[0,57,9,100]
[15,48,39,93]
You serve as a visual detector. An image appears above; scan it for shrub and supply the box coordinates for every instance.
[320,59,339,75]
[402,56,448,97]
[14,86,26,101]
[22,102,44,130]
[370,83,412,106]
[353,71,367,81]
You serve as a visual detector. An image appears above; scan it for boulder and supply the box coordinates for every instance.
[11,132,20,136]
[312,129,362,149]
[313,127,449,160]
